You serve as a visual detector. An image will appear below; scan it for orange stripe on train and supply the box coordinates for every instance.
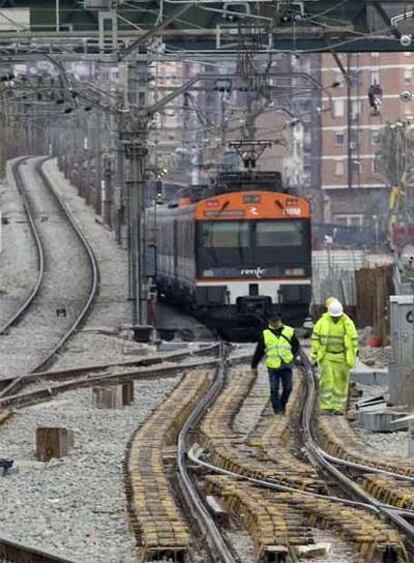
[194,191,310,221]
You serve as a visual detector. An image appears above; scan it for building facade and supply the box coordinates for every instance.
[320,52,414,228]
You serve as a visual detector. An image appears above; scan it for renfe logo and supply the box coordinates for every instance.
[241,267,266,279]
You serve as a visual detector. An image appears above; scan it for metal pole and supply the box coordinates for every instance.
[347,53,353,190]
[123,60,149,330]
[56,0,60,32]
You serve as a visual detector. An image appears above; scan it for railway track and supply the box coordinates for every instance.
[0,156,99,396]
[3,330,414,561]
[120,345,404,562]
[0,157,44,336]
[185,349,413,561]
[0,346,226,562]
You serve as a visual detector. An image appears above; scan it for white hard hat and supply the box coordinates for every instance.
[328,300,343,317]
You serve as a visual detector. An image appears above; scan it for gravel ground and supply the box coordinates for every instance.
[354,383,411,458]
[0,162,37,327]
[0,158,91,377]
[43,160,211,368]
[358,346,391,368]
[0,376,179,562]
[359,427,410,458]
[42,160,134,369]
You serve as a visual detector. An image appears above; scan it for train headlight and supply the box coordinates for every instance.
[285,268,305,276]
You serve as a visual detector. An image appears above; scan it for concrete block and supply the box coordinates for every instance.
[36,427,74,461]
[206,495,229,526]
[351,361,388,386]
[92,384,134,408]
[157,341,189,352]
[122,381,134,406]
[409,422,414,457]
[389,362,414,407]
[92,386,123,409]
[297,543,331,558]
[357,409,410,432]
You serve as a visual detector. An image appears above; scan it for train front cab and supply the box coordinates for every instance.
[193,191,311,339]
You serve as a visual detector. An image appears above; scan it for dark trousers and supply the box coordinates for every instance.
[267,367,293,413]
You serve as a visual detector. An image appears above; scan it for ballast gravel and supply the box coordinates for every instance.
[42,160,212,368]
[358,346,391,368]
[0,166,37,328]
[355,383,411,459]
[0,157,91,377]
[0,376,179,563]
[41,160,133,369]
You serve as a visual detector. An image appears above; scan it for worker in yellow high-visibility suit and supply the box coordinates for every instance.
[311,300,358,414]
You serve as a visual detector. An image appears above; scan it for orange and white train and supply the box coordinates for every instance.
[148,172,311,340]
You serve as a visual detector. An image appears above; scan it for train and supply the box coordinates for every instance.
[147,171,312,340]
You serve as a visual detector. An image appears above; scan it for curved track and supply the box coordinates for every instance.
[0,156,99,396]
[299,351,414,555]
[177,343,239,562]
[186,349,414,560]
[2,341,413,561]
[0,157,44,335]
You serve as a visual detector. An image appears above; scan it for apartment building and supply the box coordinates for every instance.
[319,52,414,227]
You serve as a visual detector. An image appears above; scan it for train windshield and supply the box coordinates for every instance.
[201,221,249,248]
[197,219,310,277]
[254,221,304,247]
[199,220,305,249]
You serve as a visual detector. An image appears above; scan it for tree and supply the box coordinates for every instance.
[376,121,414,245]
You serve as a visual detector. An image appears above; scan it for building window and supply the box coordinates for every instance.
[335,161,345,176]
[335,214,364,227]
[350,69,362,86]
[333,99,345,118]
[349,215,363,226]
[335,132,345,145]
[351,100,362,119]
[335,216,348,226]
[371,131,381,145]
[372,157,381,174]
[370,69,380,85]
[350,130,359,148]
[352,160,362,174]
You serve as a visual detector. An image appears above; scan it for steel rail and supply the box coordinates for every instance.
[0,156,100,398]
[33,157,99,372]
[0,157,45,335]
[0,356,221,409]
[177,344,239,563]
[188,441,414,517]
[0,342,220,391]
[0,533,75,563]
[322,449,414,483]
[299,350,414,546]
[188,449,381,513]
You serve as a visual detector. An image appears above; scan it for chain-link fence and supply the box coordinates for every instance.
[312,249,366,306]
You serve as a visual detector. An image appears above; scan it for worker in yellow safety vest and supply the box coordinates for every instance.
[251,315,300,415]
[311,300,358,415]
